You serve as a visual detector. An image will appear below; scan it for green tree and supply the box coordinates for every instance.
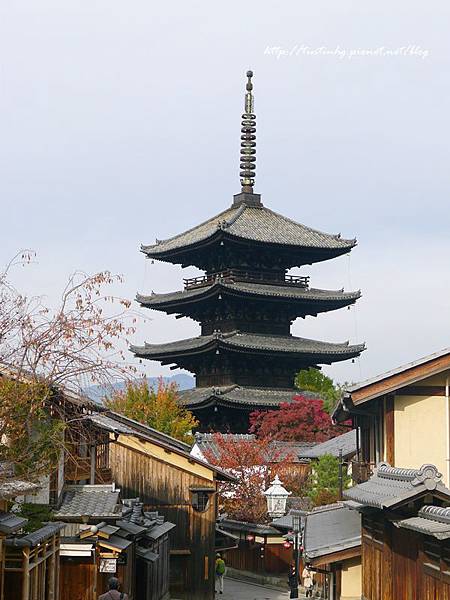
[295,368,346,414]
[105,378,198,444]
[308,453,351,507]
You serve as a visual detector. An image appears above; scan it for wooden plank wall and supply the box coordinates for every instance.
[225,542,292,575]
[362,515,450,600]
[109,441,216,600]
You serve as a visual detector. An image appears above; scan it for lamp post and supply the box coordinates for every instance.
[264,477,298,596]
[291,511,301,599]
[263,475,291,518]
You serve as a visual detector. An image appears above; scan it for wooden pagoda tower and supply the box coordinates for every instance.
[133,71,364,432]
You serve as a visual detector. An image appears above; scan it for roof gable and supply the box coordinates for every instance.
[344,348,450,406]
[344,463,450,510]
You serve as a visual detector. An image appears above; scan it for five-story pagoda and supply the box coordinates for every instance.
[133,71,364,432]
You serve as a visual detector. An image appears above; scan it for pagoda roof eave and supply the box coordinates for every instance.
[178,385,300,409]
[136,282,361,310]
[141,203,356,265]
[131,332,365,364]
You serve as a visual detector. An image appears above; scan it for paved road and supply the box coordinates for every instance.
[217,578,306,600]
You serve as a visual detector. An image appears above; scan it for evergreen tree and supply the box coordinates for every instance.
[308,453,351,507]
[295,368,347,414]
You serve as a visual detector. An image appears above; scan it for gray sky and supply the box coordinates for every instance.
[2,0,449,385]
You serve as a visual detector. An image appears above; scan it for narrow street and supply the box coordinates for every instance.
[218,578,306,600]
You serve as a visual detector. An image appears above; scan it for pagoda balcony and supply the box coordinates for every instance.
[183,269,310,290]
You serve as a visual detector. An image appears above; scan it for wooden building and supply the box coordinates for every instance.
[333,347,450,485]
[133,70,363,432]
[55,489,174,600]
[86,412,235,600]
[344,461,450,600]
[218,519,292,577]
[303,503,361,600]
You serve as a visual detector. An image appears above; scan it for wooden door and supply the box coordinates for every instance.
[59,560,94,600]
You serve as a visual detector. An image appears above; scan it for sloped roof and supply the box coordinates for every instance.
[5,522,65,548]
[0,512,28,534]
[132,332,365,362]
[179,385,297,409]
[137,282,360,309]
[54,484,122,520]
[192,433,315,463]
[303,503,361,561]
[86,411,236,482]
[298,429,357,460]
[344,463,450,510]
[142,203,356,258]
[396,506,450,540]
[332,348,450,419]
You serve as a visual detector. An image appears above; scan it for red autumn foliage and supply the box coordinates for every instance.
[249,394,345,442]
[203,433,311,522]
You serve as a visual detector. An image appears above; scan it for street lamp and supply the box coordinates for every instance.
[263,475,291,518]
[291,511,302,599]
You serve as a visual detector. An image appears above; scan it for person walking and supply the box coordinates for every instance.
[302,565,314,598]
[98,577,129,600]
[215,553,226,594]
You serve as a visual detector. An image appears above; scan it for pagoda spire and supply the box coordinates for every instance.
[240,70,257,193]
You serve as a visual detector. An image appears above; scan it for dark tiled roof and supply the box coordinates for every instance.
[179,385,297,408]
[54,485,122,520]
[0,512,28,534]
[137,547,159,562]
[132,331,365,362]
[304,503,361,561]
[137,282,360,308]
[146,522,176,541]
[219,519,282,537]
[142,204,355,256]
[298,430,357,460]
[5,522,65,548]
[396,506,450,540]
[344,463,450,509]
[193,433,315,463]
[272,509,308,531]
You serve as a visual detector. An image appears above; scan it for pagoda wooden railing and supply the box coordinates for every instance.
[184,269,310,290]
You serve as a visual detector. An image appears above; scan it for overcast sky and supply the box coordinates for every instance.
[2,0,449,386]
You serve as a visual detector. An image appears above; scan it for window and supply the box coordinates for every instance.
[190,488,214,512]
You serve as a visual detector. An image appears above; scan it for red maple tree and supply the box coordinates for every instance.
[249,394,345,442]
[203,434,310,522]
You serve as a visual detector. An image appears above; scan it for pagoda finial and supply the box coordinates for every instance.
[240,70,256,193]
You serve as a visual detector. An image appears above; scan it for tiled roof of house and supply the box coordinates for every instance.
[218,518,282,537]
[303,503,361,561]
[344,463,450,510]
[54,484,122,520]
[396,506,450,540]
[192,432,315,463]
[0,512,28,534]
[5,522,65,548]
[132,332,365,362]
[298,429,357,460]
[142,204,356,257]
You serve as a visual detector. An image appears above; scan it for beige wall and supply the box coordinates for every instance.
[394,394,448,485]
[341,557,362,600]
